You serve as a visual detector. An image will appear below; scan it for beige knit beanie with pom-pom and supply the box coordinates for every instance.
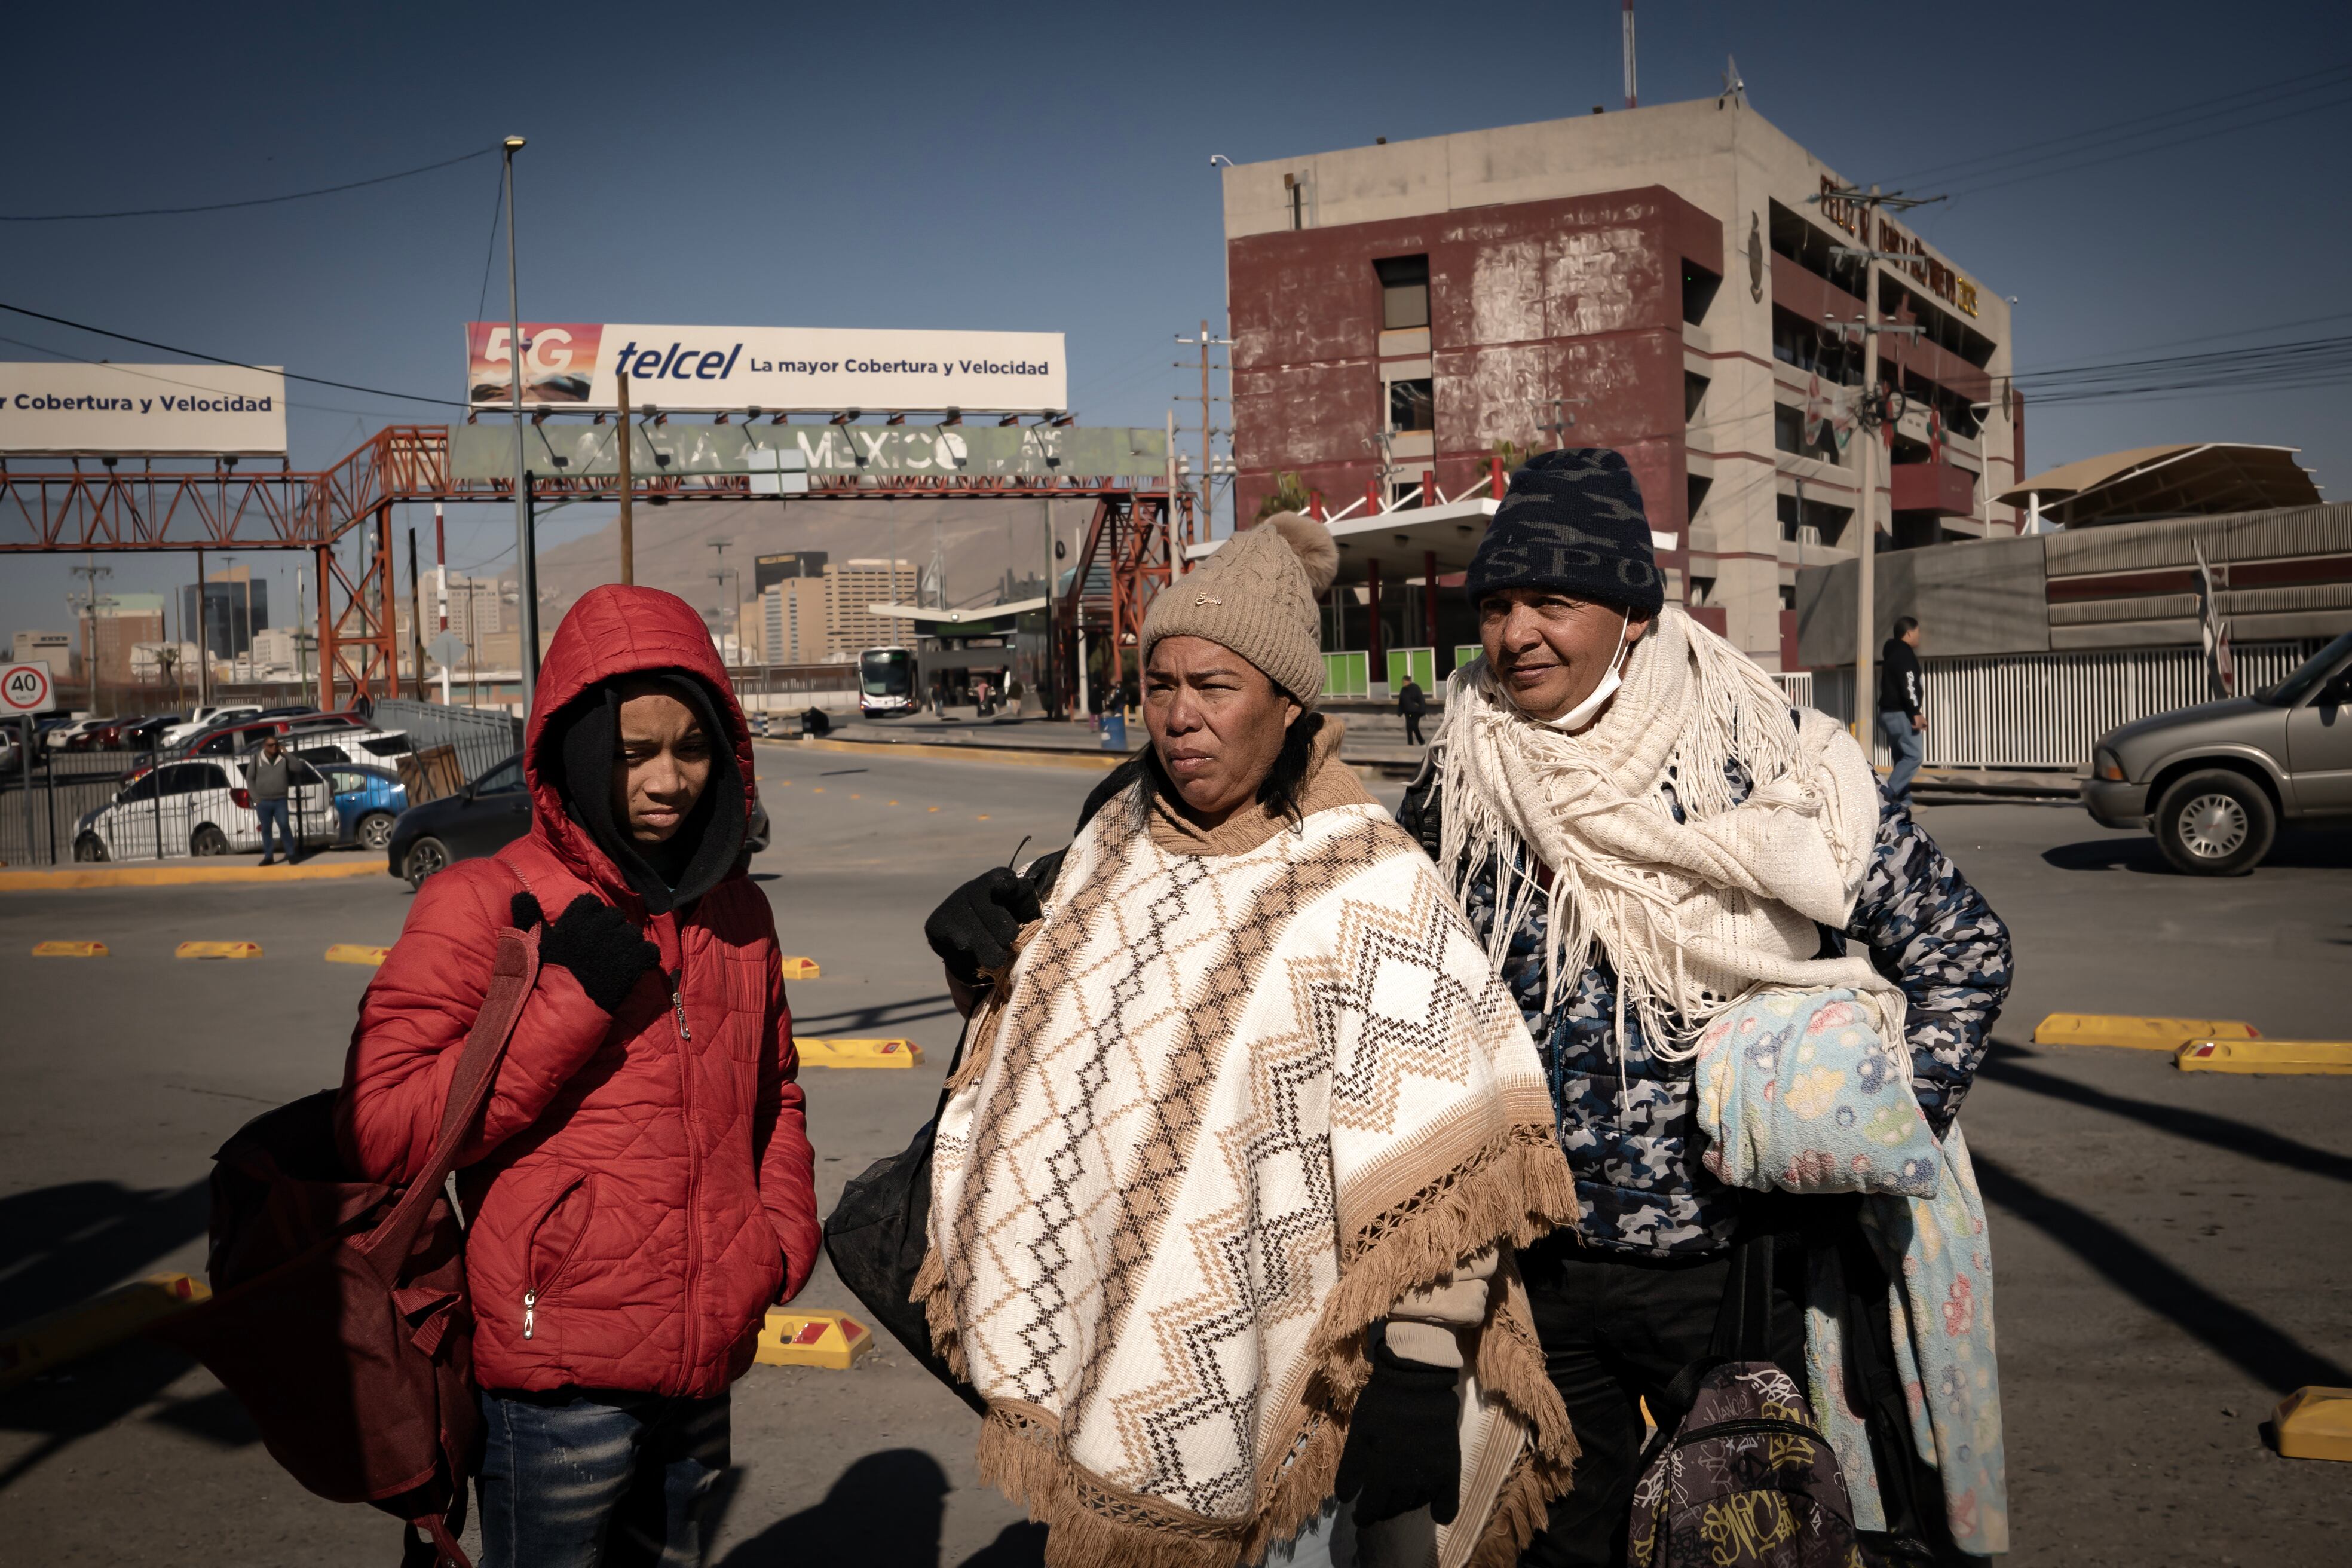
[1138,511,1340,703]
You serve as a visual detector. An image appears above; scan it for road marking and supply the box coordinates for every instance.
[176,941,262,960]
[1,860,379,892]
[30,940,108,957]
[325,944,390,966]
[928,806,939,813]
[754,1307,872,1371]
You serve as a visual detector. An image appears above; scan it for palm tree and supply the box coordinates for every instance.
[1254,471,1315,523]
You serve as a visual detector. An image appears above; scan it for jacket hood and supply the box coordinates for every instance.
[523,585,758,908]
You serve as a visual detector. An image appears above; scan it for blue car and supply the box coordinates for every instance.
[320,762,411,850]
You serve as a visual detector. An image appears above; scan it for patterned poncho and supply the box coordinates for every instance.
[918,732,1579,1568]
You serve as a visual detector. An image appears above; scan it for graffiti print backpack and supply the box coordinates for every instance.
[1628,1234,1866,1568]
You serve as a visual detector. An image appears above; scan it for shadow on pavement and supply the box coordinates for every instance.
[716,1448,961,1567]
[0,1178,229,1492]
[792,994,961,1034]
[0,1178,210,1326]
[1973,1151,2352,1394]
[1978,1040,2352,1184]
[2041,828,2352,874]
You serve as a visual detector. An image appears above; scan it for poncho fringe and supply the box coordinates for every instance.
[915,1121,1578,1568]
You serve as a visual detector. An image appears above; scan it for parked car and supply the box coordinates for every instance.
[119,715,182,749]
[2084,629,2352,874]
[73,755,336,861]
[179,712,403,761]
[320,762,410,850]
[388,752,773,888]
[161,706,262,748]
[60,718,123,752]
[44,716,106,753]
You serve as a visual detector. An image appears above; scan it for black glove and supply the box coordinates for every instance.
[528,893,662,1015]
[924,865,1042,988]
[1334,1335,1462,1527]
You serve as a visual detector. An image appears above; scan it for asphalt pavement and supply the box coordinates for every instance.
[1,746,2347,1566]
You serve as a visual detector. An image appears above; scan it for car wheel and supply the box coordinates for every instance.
[356,811,396,850]
[403,836,451,890]
[74,832,108,863]
[190,824,231,858]
[2153,768,2276,876]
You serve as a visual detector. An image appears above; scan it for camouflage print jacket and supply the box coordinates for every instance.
[1396,742,2013,1256]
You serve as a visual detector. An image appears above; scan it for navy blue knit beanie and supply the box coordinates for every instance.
[1465,448,1663,615]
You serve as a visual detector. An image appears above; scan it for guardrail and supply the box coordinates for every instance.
[370,699,521,787]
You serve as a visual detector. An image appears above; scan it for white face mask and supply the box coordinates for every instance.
[1546,612,1633,731]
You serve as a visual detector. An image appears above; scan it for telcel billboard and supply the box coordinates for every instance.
[0,363,287,455]
[466,323,1065,415]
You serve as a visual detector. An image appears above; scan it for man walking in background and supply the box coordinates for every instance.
[1880,615,1926,801]
[1398,670,1429,746]
[248,733,297,865]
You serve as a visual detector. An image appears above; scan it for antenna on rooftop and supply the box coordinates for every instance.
[1622,1,1637,109]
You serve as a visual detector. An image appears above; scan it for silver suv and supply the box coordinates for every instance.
[2084,630,2352,874]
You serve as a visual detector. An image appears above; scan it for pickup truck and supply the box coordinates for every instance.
[2083,629,2352,874]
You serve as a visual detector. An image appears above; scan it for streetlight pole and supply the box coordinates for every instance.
[502,134,537,711]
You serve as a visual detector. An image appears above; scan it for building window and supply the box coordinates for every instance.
[1774,402,1840,464]
[1388,378,1434,433]
[1777,491,1852,546]
[1682,262,1722,327]
[1779,584,1797,611]
[1375,255,1430,331]
[1685,371,1710,422]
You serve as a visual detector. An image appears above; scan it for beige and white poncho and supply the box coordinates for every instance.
[918,731,1578,1568]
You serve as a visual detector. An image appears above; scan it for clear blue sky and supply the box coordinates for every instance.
[6,0,2347,665]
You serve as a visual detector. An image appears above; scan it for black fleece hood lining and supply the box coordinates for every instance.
[545,669,746,915]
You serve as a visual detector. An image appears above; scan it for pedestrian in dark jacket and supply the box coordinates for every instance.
[247,734,298,865]
[1396,451,2012,1568]
[1398,673,1429,746]
[1880,615,1927,800]
[338,585,819,1568]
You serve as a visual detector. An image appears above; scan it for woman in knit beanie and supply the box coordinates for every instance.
[914,515,1579,1568]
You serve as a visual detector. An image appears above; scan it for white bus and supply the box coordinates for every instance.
[858,647,917,717]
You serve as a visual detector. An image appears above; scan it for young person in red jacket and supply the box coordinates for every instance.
[338,585,819,1568]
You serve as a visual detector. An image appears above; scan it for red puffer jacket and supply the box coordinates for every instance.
[337,586,817,1397]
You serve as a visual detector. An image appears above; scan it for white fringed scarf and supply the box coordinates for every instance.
[1432,608,1905,1061]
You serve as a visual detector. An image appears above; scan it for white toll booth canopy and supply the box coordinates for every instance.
[1184,498,1679,586]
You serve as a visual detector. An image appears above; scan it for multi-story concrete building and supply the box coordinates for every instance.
[1220,95,2019,670]
[757,574,829,665]
[88,593,167,685]
[182,570,268,662]
[825,558,918,659]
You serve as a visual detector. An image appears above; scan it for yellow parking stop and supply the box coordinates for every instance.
[175,941,262,960]
[796,1037,923,1069]
[2176,1039,2352,1076]
[2032,1013,2259,1051]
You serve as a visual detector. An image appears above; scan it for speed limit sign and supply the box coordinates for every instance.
[2,660,54,715]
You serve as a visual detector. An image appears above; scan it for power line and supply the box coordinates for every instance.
[0,330,417,419]
[1876,60,2352,188]
[1937,90,2352,200]
[0,299,466,408]
[0,146,498,222]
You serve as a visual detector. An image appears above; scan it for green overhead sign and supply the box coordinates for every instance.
[449,422,1167,483]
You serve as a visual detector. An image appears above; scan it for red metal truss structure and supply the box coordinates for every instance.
[1056,490,1184,702]
[1,424,1180,710]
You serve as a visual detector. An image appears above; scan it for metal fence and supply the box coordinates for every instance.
[0,739,338,868]
[1798,640,2329,771]
[371,699,523,787]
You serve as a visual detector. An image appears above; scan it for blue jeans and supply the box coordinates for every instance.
[477,1388,730,1568]
[1879,710,1924,799]
[253,797,291,860]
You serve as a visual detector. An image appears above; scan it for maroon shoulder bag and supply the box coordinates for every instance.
[152,926,539,1568]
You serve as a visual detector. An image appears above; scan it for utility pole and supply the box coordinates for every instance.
[1175,321,1232,538]
[434,503,451,704]
[194,546,209,708]
[615,370,635,586]
[1814,180,1941,743]
[501,134,537,710]
[706,539,732,665]
[1622,0,1638,109]
[71,558,111,716]
[407,528,427,702]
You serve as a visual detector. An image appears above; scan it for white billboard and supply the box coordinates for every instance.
[0,363,288,455]
[466,323,1065,415]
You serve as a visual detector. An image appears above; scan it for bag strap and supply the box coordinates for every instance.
[1711,1230,1778,1364]
[362,926,540,1284]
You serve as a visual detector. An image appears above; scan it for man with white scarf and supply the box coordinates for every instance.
[1395,449,2013,1568]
